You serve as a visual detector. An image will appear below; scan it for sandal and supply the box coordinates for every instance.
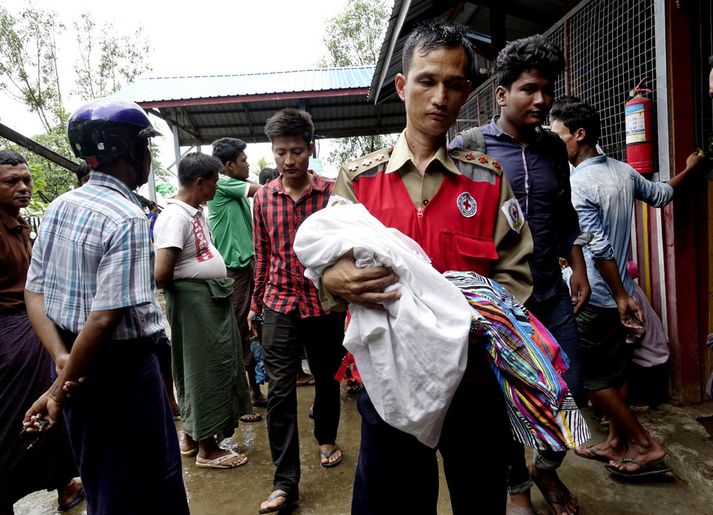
[258,490,298,514]
[239,412,263,423]
[319,445,343,468]
[195,452,248,469]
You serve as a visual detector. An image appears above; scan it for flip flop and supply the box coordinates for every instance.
[196,452,248,469]
[605,458,673,482]
[239,412,263,423]
[57,485,85,512]
[573,445,615,463]
[258,490,299,514]
[320,445,343,468]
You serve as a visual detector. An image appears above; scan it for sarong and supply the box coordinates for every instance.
[445,271,591,452]
[165,278,252,440]
[59,329,189,515]
[0,310,76,508]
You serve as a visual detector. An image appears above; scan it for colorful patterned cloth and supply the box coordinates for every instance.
[445,271,591,451]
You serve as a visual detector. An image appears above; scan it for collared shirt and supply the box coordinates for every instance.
[0,210,31,311]
[451,118,580,302]
[154,198,227,280]
[26,171,164,339]
[251,172,334,317]
[570,155,673,308]
[331,130,533,304]
[208,176,254,270]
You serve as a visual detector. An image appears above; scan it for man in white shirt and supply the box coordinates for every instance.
[154,152,253,469]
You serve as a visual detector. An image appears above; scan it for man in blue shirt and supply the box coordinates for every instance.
[451,36,588,515]
[550,95,705,481]
[23,98,189,514]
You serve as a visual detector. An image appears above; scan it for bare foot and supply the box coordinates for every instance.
[508,490,536,515]
[532,467,578,515]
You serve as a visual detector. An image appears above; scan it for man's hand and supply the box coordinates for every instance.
[322,252,401,310]
[615,294,645,330]
[568,268,591,314]
[685,148,706,171]
[22,389,63,431]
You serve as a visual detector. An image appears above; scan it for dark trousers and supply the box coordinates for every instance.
[261,308,345,497]
[508,283,583,491]
[227,262,256,368]
[351,345,510,515]
[60,331,189,515]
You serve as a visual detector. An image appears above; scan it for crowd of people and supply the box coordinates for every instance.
[1,17,710,515]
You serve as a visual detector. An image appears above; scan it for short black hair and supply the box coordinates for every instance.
[177,152,222,186]
[258,167,279,185]
[708,55,713,67]
[402,20,476,81]
[212,137,247,165]
[0,150,27,166]
[550,95,601,146]
[264,109,314,146]
[76,162,92,185]
[495,35,565,88]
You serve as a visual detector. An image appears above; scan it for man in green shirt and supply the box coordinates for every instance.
[210,138,266,415]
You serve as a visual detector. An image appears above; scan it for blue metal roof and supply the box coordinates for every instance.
[116,66,375,104]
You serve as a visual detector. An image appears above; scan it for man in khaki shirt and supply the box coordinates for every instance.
[321,21,533,515]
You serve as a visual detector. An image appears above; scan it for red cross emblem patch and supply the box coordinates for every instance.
[456,192,477,218]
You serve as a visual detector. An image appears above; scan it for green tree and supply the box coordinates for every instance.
[319,0,396,168]
[0,7,153,210]
[0,6,67,131]
[73,12,152,100]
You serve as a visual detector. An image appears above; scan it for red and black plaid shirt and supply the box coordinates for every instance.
[251,172,334,318]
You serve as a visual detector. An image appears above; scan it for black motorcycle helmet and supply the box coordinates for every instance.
[67,97,161,187]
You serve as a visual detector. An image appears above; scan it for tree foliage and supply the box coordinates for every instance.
[319,0,397,168]
[0,7,153,210]
[73,12,152,100]
[0,6,67,131]
[319,0,391,68]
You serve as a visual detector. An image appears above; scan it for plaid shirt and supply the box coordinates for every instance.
[251,172,333,318]
[26,171,164,339]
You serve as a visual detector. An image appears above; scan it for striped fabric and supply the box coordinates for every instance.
[251,172,334,317]
[26,171,164,339]
[445,271,590,452]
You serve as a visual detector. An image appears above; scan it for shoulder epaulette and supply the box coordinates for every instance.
[448,148,503,177]
[342,146,393,180]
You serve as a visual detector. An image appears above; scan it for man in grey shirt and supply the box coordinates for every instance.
[550,95,705,481]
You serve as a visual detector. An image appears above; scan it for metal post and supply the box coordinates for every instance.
[172,124,182,172]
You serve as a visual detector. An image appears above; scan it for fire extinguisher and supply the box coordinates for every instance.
[625,77,655,174]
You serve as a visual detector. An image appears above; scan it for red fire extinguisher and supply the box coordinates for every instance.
[625,77,654,174]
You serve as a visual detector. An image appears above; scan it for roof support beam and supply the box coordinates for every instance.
[147,108,202,141]
[242,103,256,141]
[0,121,78,172]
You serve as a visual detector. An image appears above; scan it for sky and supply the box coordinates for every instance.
[0,0,357,183]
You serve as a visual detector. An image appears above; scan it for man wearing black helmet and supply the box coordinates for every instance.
[22,97,189,514]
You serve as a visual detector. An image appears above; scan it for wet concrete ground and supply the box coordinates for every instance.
[14,383,713,514]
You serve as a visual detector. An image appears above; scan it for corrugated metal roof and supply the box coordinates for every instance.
[370,0,585,103]
[116,66,375,105]
[114,66,406,145]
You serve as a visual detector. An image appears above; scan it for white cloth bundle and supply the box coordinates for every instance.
[293,203,472,447]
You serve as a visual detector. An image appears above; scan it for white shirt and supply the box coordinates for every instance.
[154,199,227,280]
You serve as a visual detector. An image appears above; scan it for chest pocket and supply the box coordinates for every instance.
[441,231,498,275]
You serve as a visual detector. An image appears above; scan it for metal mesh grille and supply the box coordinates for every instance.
[457,0,656,162]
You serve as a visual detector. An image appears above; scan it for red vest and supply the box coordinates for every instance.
[353,166,501,275]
